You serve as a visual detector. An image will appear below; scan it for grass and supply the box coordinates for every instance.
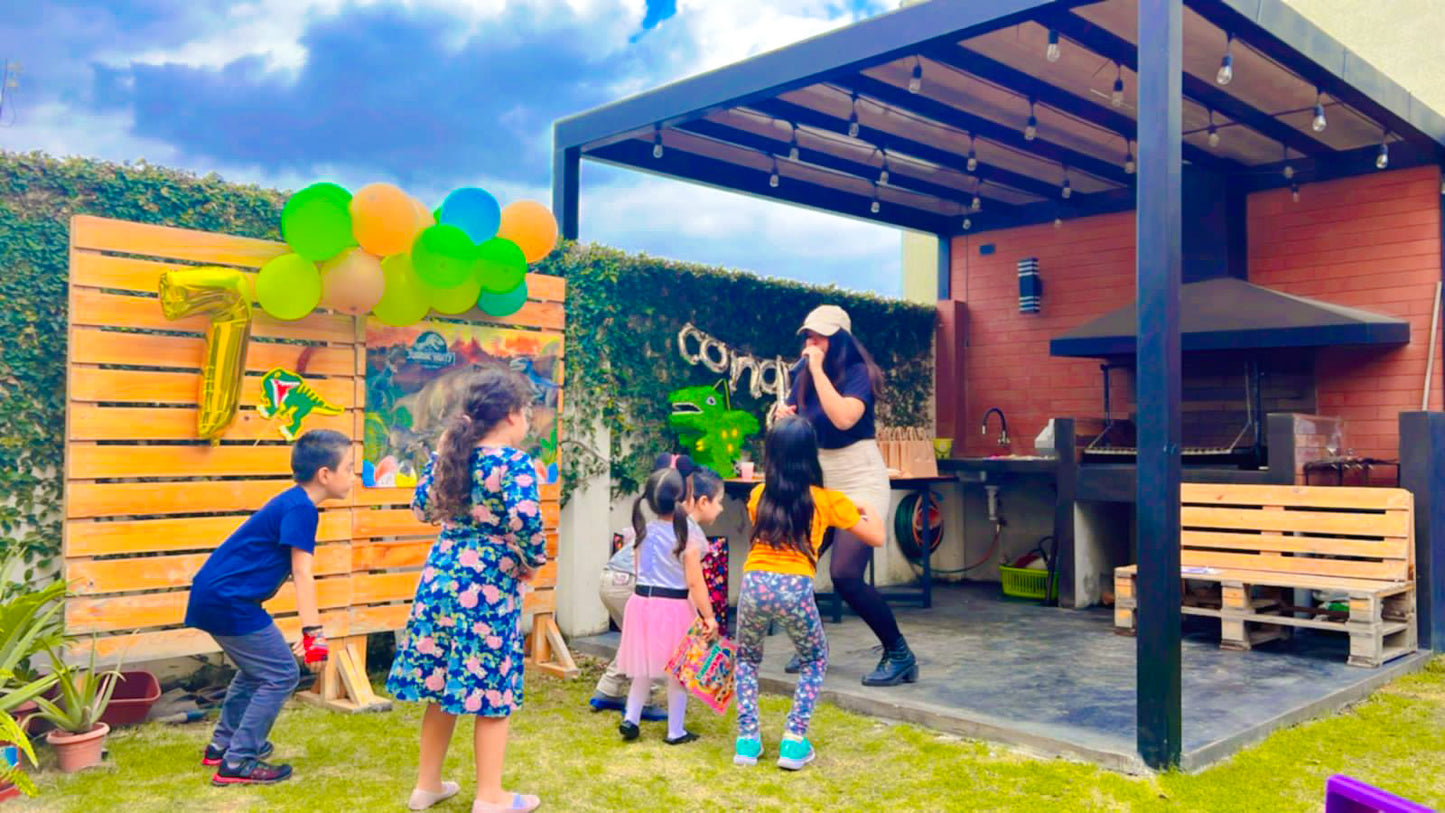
[22,655,1445,811]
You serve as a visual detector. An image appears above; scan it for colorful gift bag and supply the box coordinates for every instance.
[702,535,729,630]
[664,618,737,715]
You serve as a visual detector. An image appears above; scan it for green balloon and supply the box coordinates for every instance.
[372,253,432,326]
[255,253,322,321]
[474,237,527,294]
[428,273,483,315]
[411,224,475,288]
[479,279,528,318]
[281,182,355,261]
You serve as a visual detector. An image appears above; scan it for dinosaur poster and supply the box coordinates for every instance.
[362,319,562,488]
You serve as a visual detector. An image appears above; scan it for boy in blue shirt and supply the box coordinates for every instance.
[185,429,353,786]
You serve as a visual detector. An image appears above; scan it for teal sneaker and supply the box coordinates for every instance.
[776,736,814,771]
[733,737,763,766]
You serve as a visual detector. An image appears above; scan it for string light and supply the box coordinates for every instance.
[908,57,923,94]
[966,136,978,172]
[1291,183,1300,203]
[1217,32,1234,86]
[1376,133,1390,169]
[1312,88,1327,133]
[1046,29,1061,63]
[1111,64,1125,108]
[1124,141,1135,175]
[1061,167,1072,199]
[962,216,972,231]
[788,124,800,161]
[848,93,860,138]
[870,182,881,214]
[769,157,780,188]
[878,150,889,185]
[1054,216,1063,229]
[1024,99,1038,141]
[1282,144,1294,179]
[652,125,664,159]
[1207,110,1220,148]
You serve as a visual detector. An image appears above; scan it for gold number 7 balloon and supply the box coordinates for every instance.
[158,267,254,441]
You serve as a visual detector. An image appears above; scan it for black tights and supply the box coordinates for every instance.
[825,528,903,649]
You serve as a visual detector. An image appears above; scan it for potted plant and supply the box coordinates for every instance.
[31,643,122,774]
[0,557,66,796]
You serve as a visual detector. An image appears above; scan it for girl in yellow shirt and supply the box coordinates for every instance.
[734,416,884,770]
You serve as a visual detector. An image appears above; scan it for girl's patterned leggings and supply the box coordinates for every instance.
[735,570,828,740]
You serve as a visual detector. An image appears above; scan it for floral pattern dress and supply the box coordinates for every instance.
[385,446,548,717]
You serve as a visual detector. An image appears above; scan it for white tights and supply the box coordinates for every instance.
[624,673,689,739]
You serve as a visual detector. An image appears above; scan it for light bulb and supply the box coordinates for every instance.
[1125,152,1136,175]
[971,194,981,211]
[908,61,923,94]
[1112,76,1124,108]
[879,168,889,185]
[1283,164,1294,180]
[1046,30,1061,63]
[870,199,881,214]
[1025,114,1037,141]
[652,141,664,159]
[1291,183,1300,203]
[967,147,978,172]
[1207,126,1220,148]
[1312,102,1327,133]
[1377,142,1389,169]
[788,134,799,161]
[769,162,780,188]
[1062,180,1072,199]
[1216,34,1234,85]
[1054,217,1063,229]
[848,115,860,138]
[962,217,972,231]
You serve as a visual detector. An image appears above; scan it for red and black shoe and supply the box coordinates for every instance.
[202,740,273,767]
[211,758,292,786]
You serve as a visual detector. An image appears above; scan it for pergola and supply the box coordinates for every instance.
[552,0,1445,768]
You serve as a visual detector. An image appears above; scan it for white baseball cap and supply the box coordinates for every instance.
[797,304,851,337]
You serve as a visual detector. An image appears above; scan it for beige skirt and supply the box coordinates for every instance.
[818,439,890,520]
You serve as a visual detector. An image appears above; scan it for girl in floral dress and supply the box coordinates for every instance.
[387,367,548,813]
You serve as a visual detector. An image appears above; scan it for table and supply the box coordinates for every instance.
[723,474,957,622]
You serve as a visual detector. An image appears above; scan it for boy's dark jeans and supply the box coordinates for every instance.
[210,622,300,762]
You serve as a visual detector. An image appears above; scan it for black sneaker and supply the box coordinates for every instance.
[211,758,293,786]
[618,721,640,742]
[202,741,273,767]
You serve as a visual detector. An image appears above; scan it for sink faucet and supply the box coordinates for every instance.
[981,408,1010,448]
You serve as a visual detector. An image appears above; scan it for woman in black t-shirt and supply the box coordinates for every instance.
[772,305,918,687]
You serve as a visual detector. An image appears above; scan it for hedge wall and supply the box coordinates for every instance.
[0,151,935,572]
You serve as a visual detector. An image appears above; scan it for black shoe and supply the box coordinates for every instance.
[861,637,919,687]
[664,731,699,745]
[211,758,292,786]
[619,720,640,741]
[202,740,273,767]
[784,654,801,674]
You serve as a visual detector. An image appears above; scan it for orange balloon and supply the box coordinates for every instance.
[351,183,422,256]
[497,200,559,264]
[321,247,386,315]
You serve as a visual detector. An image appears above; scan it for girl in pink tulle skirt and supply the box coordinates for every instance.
[614,466,723,744]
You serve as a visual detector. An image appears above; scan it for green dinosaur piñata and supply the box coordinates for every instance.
[668,381,760,474]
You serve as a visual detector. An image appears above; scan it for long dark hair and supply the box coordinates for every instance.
[794,328,883,408]
[750,416,824,563]
[632,468,691,558]
[427,366,534,522]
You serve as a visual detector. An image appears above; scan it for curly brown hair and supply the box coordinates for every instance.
[425,365,534,522]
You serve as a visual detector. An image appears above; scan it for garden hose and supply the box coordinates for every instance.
[894,490,944,562]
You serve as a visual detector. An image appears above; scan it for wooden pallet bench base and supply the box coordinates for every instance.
[298,635,392,714]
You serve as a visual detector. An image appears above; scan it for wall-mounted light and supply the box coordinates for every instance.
[1018,257,1042,313]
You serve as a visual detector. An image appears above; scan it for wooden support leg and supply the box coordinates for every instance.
[1113,569,1138,636]
[1219,582,1251,651]
[298,634,393,713]
[1347,593,1386,668]
[525,613,579,679]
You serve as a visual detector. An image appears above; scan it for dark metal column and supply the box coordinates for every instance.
[552,145,581,241]
[936,233,952,301]
[1399,411,1445,650]
[1135,0,1184,769]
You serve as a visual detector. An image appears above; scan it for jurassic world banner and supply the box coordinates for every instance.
[362,319,562,488]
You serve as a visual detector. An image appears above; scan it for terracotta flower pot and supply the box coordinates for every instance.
[46,723,109,773]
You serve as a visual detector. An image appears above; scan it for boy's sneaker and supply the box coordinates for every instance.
[202,741,273,767]
[733,737,763,766]
[211,758,292,786]
[776,736,815,771]
[588,693,667,721]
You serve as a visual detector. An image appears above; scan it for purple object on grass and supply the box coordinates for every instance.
[1325,775,1432,813]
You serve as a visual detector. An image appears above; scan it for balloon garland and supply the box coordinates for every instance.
[260,181,557,325]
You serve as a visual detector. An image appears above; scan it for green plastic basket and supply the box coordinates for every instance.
[999,563,1058,601]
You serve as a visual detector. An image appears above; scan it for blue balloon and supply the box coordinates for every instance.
[439,187,501,244]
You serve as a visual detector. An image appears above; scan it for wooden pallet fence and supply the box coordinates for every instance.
[63,216,575,699]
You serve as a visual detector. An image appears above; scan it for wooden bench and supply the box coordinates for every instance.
[1114,483,1416,668]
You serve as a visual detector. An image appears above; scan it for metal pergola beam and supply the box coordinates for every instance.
[745,96,1057,201]
[924,44,1241,171]
[1135,0,1185,771]
[843,74,1136,186]
[1046,8,1334,158]
[948,186,1137,235]
[587,138,952,234]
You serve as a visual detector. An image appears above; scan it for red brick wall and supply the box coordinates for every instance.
[951,212,1136,456]
[948,165,1442,461]
[1248,165,1443,460]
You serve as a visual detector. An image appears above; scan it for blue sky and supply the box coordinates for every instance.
[1,0,904,294]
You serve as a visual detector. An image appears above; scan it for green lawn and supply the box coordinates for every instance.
[23,655,1445,811]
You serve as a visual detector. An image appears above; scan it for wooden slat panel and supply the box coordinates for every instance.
[352,572,420,604]
[1181,483,1412,511]
[67,543,352,594]
[66,512,352,556]
[70,288,357,343]
[1180,549,1411,582]
[68,479,333,519]
[69,404,354,441]
[65,576,353,634]
[71,216,286,267]
[69,367,358,408]
[1182,530,1411,560]
[353,504,560,538]
[1181,506,1411,538]
[68,610,351,664]
[348,589,555,634]
[351,534,559,570]
[70,444,293,479]
[526,274,565,303]
[71,328,354,376]
[351,483,561,507]
[1167,566,1411,593]
[471,301,565,332]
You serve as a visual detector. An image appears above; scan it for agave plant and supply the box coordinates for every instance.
[31,642,123,735]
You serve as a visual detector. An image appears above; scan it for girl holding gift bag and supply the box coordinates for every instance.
[614,466,722,744]
[735,416,885,771]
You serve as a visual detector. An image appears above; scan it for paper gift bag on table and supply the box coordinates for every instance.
[664,618,737,715]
